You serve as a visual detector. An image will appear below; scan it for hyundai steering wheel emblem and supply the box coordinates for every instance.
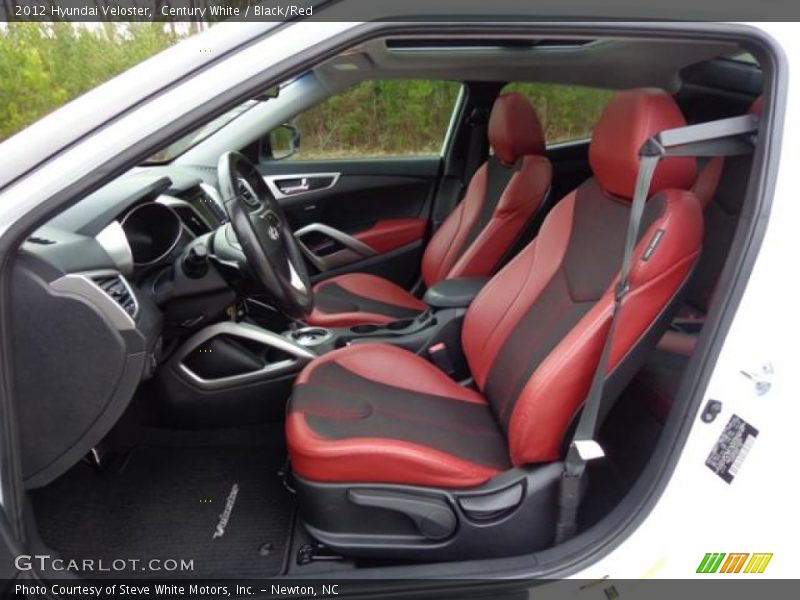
[260,211,281,241]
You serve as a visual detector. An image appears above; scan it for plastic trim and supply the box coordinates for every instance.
[49,269,138,331]
[94,221,134,278]
[294,222,377,271]
[172,321,315,390]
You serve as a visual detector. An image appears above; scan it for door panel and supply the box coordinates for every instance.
[293,222,379,272]
[257,157,440,286]
[351,218,427,253]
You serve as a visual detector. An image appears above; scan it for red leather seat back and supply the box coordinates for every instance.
[461,89,702,466]
[421,92,552,286]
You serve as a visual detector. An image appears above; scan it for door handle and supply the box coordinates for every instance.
[280,177,310,195]
[263,173,340,200]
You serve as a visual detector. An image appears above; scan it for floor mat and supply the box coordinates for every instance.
[30,442,293,578]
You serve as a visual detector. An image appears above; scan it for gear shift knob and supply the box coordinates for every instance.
[182,243,209,279]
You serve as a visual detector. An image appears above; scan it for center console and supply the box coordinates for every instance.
[285,276,489,375]
[286,309,441,354]
[155,277,488,427]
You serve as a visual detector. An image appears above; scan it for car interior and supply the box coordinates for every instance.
[10,32,770,578]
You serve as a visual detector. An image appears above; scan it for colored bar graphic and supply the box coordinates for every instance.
[720,553,749,573]
[744,553,773,573]
[756,554,773,573]
[710,553,726,573]
[698,552,772,574]
[719,554,735,573]
[696,553,712,573]
[697,553,726,573]
[733,553,749,573]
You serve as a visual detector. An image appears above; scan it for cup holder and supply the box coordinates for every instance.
[290,327,332,347]
[350,324,380,334]
[350,319,415,336]
[386,319,414,331]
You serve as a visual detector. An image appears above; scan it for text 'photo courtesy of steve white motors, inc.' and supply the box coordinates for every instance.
[14,583,342,597]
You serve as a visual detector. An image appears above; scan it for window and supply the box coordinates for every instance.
[727,51,760,67]
[503,82,614,145]
[285,80,461,160]
[146,100,259,163]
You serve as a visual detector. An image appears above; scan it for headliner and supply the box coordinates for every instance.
[315,36,742,92]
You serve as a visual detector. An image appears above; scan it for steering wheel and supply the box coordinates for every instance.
[217,151,313,319]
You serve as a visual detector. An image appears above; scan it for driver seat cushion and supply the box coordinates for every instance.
[307,273,427,328]
[287,344,510,488]
[305,92,551,328]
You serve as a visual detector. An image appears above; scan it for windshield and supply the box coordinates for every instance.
[143,99,259,164]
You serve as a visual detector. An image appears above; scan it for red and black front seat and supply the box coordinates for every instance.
[305,92,552,327]
[286,88,701,559]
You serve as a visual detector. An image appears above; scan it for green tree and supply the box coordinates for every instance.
[0,23,180,141]
[0,27,615,155]
[292,80,462,159]
[504,82,613,144]
[286,80,612,160]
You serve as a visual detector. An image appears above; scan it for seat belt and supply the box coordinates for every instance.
[463,107,491,184]
[554,113,761,544]
[432,107,489,230]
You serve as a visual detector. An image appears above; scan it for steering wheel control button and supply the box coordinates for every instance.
[260,211,282,241]
[237,178,260,208]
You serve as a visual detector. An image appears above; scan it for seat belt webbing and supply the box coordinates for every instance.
[432,107,489,230]
[553,153,659,544]
[554,113,761,544]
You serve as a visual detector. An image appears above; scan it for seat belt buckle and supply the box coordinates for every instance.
[572,439,605,461]
[555,465,586,543]
[558,469,584,507]
[428,342,456,376]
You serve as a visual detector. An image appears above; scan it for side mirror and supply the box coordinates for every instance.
[268,123,301,160]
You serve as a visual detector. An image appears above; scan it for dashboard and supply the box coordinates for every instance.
[40,166,228,273]
[12,165,234,489]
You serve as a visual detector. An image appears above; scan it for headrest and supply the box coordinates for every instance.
[488,92,546,164]
[589,88,696,200]
[749,95,763,115]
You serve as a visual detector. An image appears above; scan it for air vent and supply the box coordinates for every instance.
[177,185,228,224]
[172,205,211,236]
[28,235,56,245]
[204,196,228,223]
[92,275,137,318]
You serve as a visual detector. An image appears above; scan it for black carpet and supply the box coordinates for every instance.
[30,438,293,579]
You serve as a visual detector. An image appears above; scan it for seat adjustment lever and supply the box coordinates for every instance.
[348,489,457,541]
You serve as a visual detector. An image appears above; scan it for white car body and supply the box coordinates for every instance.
[575,23,799,581]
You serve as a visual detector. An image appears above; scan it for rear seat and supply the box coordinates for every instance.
[633,96,762,422]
